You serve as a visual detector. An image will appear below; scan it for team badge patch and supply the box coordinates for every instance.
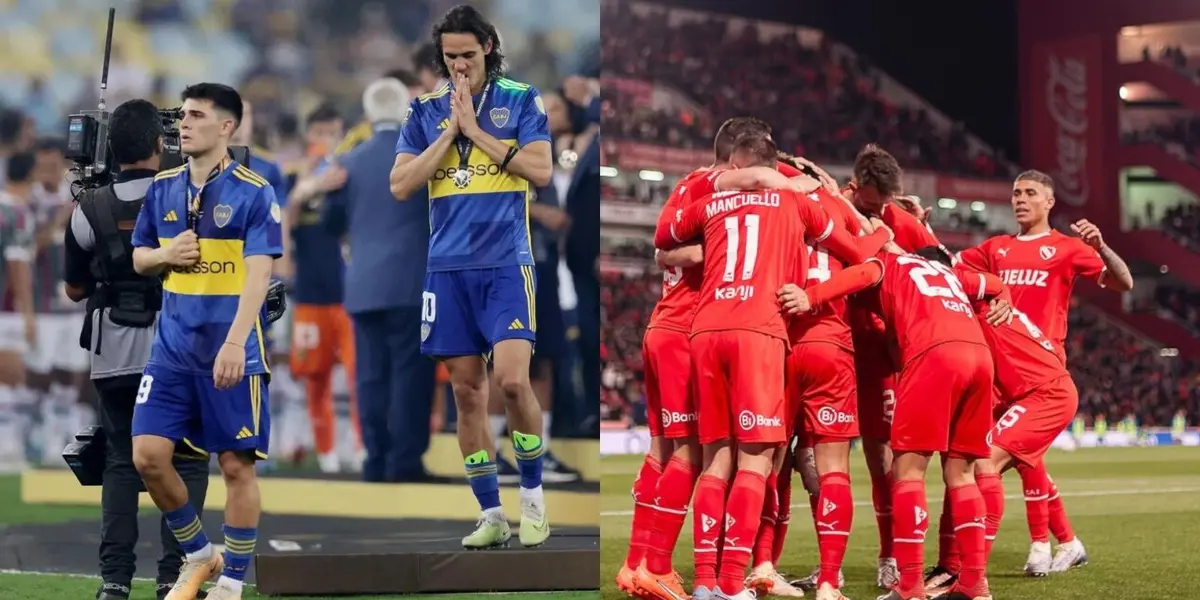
[270,201,282,224]
[535,95,546,115]
[420,323,431,342]
[489,106,510,128]
[213,204,234,228]
[1039,245,1056,260]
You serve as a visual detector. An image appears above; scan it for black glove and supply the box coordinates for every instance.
[266,278,288,324]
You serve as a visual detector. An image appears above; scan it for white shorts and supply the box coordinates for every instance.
[24,313,90,374]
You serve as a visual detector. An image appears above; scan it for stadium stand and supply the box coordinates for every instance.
[599,0,1200,434]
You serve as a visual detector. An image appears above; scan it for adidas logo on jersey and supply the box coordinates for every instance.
[437,118,450,130]
[737,410,782,431]
[164,210,179,222]
[508,319,525,330]
[236,427,253,440]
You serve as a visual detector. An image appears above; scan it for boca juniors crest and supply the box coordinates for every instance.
[213,204,234,228]
[489,106,510,128]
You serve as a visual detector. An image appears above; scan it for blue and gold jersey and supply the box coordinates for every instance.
[131,161,284,375]
[396,77,551,272]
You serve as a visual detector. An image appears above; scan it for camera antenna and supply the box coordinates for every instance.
[92,7,116,175]
[98,8,115,111]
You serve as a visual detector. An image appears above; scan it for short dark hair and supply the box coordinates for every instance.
[305,104,342,127]
[413,44,439,74]
[109,99,163,165]
[713,117,772,163]
[1015,169,1054,191]
[386,69,421,88]
[180,83,243,124]
[6,152,36,183]
[913,245,953,267]
[853,144,903,197]
[430,5,506,81]
[0,109,24,146]
[729,134,779,169]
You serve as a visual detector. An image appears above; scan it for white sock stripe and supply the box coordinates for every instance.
[817,531,851,537]
[894,537,926,543]
[875,510,893,516]
[1048,493,1061,501]
[984,535,997,540]
[954,522,986,531]
[694,548,719,553]
[649,504,689,516]
[1024,494,1049,501]
[722,545,753,553]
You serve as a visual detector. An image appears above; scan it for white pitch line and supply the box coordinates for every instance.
[600,485,1200,518]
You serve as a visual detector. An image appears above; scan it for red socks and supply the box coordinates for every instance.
[625,455,662,569]
[752,472,779,567]
[890,478,929,598]
[718,470,768,594]
[937,486,961,573]
[948,483,987,594]
[976,472,1005,561]
[645,457,699,575]
[772,464,793,565]
[1016,461,1050,543]
[692,474,729,589]
[815,472,853,588]
[870,470,894,559]
[1046,475,1076,543]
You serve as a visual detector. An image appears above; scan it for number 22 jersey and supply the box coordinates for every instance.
[869,252,988,363]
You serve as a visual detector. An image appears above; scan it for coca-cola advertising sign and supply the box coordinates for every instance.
[1028,36,1104,208]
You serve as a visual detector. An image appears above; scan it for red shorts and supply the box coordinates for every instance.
[787,343,858,443]
[643,327,697,439]
[892,342,994,459]
[290,304,356,377]
[989,376,1078,467]
[854,345,896,442]
[691,330,787,445]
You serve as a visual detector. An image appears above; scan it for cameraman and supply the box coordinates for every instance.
[62,99,210,600]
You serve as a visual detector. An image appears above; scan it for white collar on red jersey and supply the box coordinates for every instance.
[1015,230,1054,242]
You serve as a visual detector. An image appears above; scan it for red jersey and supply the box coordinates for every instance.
[976,304,1067,402]
[955,230,1105,358]
[790,188,862,350]
[880,202,941,252]
[647,167,726,332]
[657,188,834,342]
[871,251,988,363]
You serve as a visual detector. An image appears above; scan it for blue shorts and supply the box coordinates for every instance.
[421,265,537,357]
[131,363,271,459]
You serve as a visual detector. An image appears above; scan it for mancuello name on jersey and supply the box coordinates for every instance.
[705,191,782,219]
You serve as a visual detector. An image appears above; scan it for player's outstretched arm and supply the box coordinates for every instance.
[656,244,702,269]
[778,260,883,314]
[654,202,702,250]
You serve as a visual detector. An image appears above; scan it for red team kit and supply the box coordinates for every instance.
[618,140,1112,600]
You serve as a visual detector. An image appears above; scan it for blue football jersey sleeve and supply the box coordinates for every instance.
[244,186,283,258]
[518,89,552,147]
[131,181,160,249]
[396,100,428,156]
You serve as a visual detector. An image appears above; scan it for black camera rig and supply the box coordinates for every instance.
[64,8,248,196]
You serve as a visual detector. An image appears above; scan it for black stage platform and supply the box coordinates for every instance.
[0,511,599,594]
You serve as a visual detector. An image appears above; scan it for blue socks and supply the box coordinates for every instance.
[465,449,502,511]
[222,525,257,583]
[512,431,545,490]
[164,504,210,556]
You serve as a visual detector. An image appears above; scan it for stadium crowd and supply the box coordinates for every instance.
[599,0,1013,179]
[0,0,601,477]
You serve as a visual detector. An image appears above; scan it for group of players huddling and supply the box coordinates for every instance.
[615,117,1134,600]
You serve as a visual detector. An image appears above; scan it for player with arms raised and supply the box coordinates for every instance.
[655,134,877,600]
[953,170,1133,577]
[389,5,554,549]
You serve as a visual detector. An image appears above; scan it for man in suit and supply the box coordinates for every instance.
[564,131,600,434]
[322,77,438,482]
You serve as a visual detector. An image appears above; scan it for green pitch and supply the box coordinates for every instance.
[600,445,1200,600]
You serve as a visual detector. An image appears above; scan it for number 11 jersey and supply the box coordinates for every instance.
[663,188,833,342]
